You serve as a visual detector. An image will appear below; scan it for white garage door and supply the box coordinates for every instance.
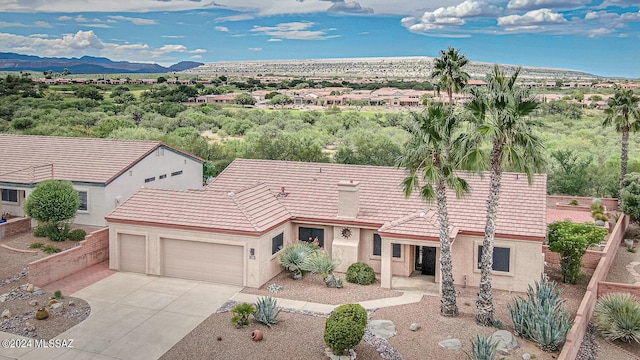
[119,234,146,273]
[162,238,243,286]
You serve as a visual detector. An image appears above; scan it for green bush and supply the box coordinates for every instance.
[231,303,256,327]
[324,304,368,355]
[569,199,579,206]
[53,290,63,299]
[508,280,573,352]
[42,245,61,254]
[346,262,376,285]
[253,296,281,327]
[24,180,80,224]
[33,223,56,238]
[47,223,70,242]
[29,242,44,249]
[278,242,318,279]
[594,292,640,344]
[68,229,87,241]
[471,334,498,360]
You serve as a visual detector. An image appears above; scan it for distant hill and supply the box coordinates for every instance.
[0,53,203,74]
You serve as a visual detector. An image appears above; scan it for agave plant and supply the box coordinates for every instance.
[594,292,640,344]
[471,334,498,360]
[508,279,573,352]
[278,242,318,279]
[253,296,282,327]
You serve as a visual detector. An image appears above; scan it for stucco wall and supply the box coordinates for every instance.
[28,227,109,287]
[0,217,31,240]
[546,195,617,211]
[542,245,603,269]
[0,187,28,217]
[451,234,544,293]
[258,222,294,286]
[72,185,106,227]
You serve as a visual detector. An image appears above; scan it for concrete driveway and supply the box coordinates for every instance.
[0,272,242,360]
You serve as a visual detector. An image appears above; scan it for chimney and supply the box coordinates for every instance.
[337,180,360,218]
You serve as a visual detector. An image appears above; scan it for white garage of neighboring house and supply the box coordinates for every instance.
[107,159,548,291]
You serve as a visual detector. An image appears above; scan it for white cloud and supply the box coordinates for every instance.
[403,0,501,32]
[250,21,339,40]
[214,14,255,22]
[158,44,187,53]
[267,38,282,42]
[162,35,184,38]
[29,33,49,38]
[249,47,263,51]
[83,23,113,28]
[57,16,72,21]
[108,15,157,25]
[0,22,27,28]
[75,15,88,23]
[215,26,229,32]
[498,8,567,28]
[507,0,590,10]
[191,55,203,59]
[588,27,614,37]
[322,0,373,14]
[190,48,207,53]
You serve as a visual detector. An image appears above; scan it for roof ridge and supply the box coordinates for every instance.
[228,185,269,232]
[380,209,437,231]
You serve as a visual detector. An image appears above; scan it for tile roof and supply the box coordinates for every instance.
[378,210,459,241]
[206,159,548,239]
[106,183,291,234]
[0,135,202,185]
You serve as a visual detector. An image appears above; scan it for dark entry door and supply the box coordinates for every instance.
[415,246,436,276]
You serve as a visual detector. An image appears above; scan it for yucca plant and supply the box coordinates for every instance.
[471,334,498,360]
[253,296,282,327]
[508,279,573,352]
[594,292,640,344]
[231,303,256,327]
[301,251,341,287]
[278,242,318,279]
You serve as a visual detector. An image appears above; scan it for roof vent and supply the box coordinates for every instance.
[419,211,426,218]
[277,186,288,199]
[227,191,235,197]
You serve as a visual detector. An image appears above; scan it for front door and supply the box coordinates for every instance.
[415,246,436,276]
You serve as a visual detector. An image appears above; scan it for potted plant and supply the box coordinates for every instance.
[0,212,8,223]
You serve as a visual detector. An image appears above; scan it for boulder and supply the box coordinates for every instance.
[489,330,519,355]
[28,300,38,307]
[438,338,462,350]
[24,322,36,332]
[0,294,7,303]
[522,353,531,360]
[367,320,397,339]
[50,302,63,311]
[68,300,75,307]
[26,283,34,292]
[409,323,421,331]
[1,309,11,318]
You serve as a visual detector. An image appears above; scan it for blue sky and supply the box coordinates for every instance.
[0,0,637,78]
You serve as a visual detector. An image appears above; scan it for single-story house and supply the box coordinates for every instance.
[106,159,547,292]
[0,135,203,226]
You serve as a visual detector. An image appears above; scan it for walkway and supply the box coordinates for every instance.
[42,261,115,295]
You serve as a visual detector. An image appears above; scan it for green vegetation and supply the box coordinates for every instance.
[29,242,44,249]
[621,173,640,220]
[253,296,281,327]
[24,180,79,242]
[508,280,573,352]
[324,304,368,355]
[470,334,499,360]
[345,262,376,285]
[68,228,87,241]
[41,245,62,254]
[231,303,256,327]
[300,251,342,288]
[594,292,640,344]
[278,242,320,279]
[548,220,608,284]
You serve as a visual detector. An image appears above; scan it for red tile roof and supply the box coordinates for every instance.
[106,183,291,234]
[0,135,202,185]
[206,159,548,239]
[378,210,459,241]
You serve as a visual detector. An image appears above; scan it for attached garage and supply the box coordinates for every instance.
[119,234,146,274]
[161,238,244,286]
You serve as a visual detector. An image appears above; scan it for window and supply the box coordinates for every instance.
[144,177,155,183]
[477,246,511,272]
[298,227,324,248]
[78,191,88,211]
[272,233,284,255]
[373,234,381,256]
[392,243,402,258]
[171,170,183,177]
[1,189,18,203]
[159,174,167,180]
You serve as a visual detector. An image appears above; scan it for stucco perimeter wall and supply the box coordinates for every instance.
[451,234,544,293]
[259,223,295,286]
[558,214,629,360]
[542,246,603,269]
[0,217,31,240]
[28,227,109,287]
[547,195,618,211]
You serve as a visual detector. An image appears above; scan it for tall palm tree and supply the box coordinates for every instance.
[462,65,545,326]
[398,103,469,317]
[603,87,640,207]
[431,47,470,107]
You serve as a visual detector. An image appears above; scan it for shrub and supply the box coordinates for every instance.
[594,292,640,344]
[24,180,80,225]
[29,242,44,249]
[346,262,376,285]
[595,220,606,227]
[53,290,63,299]
[324,304,368,355]
[591,202,605,219]
[508,280,573,352]
[33,223,56,237]
[594,213,609,222]
[231,303,256,327]
[68,229,87,241]
[301,251,341,287]
[47,223,70,242]
[253,296,281,327]
[278,242,318,279]
[471,334,498,360]
[569,199,579,206]
[42,245,62,254]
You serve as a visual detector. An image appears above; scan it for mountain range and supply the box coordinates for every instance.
[0,53,203,74]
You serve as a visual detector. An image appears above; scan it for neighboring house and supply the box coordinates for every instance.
[106,159,547,292]
[0,135,203,227]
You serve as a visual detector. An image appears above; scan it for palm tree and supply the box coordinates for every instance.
[462,65,545,326]
[398,103,469,317]
[431,46,470,107]
[602,87,640,207]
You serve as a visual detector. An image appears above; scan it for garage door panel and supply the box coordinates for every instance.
[162,239,243,286]
[119,234,146,273]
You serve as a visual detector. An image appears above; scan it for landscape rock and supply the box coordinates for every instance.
[28,300,38,306]
[68,300,75,307]
[0,294,7,303]
[409,323,421,331]
[489,330,519,355]
[522,353,531,360]
[50,302,63,311]
[24,322,35,332]
[362,328,404,360]
[438,338,462,351]
[325,348,356,360]
[1,309,11,318]
[367,320,397,340]
[26,283,34,292]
